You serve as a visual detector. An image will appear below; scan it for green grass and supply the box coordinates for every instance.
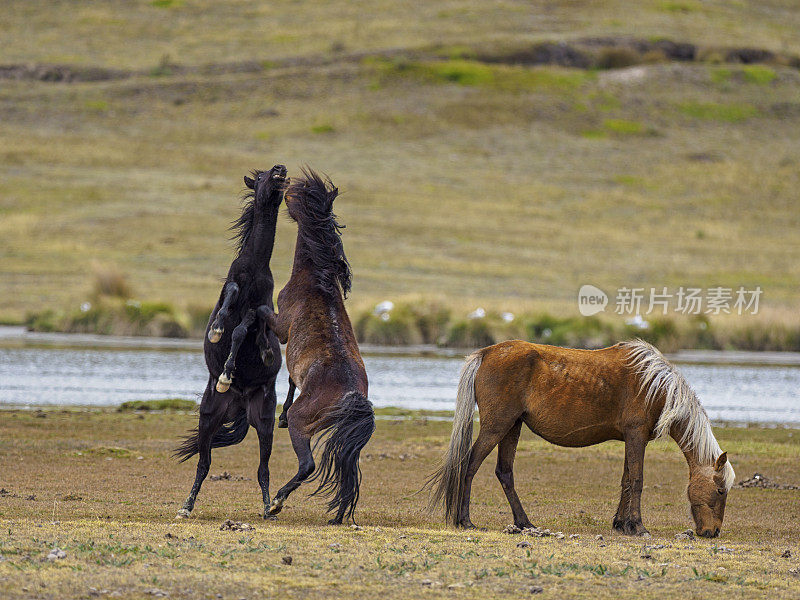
[1,0,799,329]
[0,409,798,599]
[677,101,759,122]
[118,398,197,412]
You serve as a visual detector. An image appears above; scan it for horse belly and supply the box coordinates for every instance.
[524,391,623,447]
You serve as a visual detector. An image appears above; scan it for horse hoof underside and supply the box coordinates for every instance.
[267,498,284,516]
[175,508,191,519]
[216,373,232,393]
[208,328,223,343]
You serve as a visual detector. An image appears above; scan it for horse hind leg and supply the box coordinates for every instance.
[208,282,239,343]
[247,384,277,519]
[495,419,533,529]
[457,426,508,529]
[268,410,315,516]
[177,395,226,518]
[216,309,256,393]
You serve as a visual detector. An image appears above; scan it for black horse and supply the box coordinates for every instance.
[174,164,286,520]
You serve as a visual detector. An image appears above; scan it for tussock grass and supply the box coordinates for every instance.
[0,410,797,598]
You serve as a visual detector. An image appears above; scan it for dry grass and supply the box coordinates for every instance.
[0,409,798,598]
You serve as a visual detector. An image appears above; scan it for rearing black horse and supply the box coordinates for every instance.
[174,164,286,520]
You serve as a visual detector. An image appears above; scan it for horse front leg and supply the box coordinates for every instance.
[612,454,631,532]
[621,428,650,536]
[208,282,239,343]
[216,309,256,393]
[277,378,296,429]
[256,305,288,344]
[255,304,275,366]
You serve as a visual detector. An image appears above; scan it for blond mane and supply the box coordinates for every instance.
[622,339,735,490]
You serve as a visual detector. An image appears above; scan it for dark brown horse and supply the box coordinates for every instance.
[260,168,374,524]
[429,339,734,538]
[174,165,286,520]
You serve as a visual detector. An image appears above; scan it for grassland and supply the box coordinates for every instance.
[1,0,799,332]
[0,408,799,598]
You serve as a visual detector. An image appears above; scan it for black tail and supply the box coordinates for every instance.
[309,392,375,522]
[173,407,250,463]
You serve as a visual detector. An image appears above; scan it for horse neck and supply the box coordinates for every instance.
[669,417,713,474]
[242,206,279,266]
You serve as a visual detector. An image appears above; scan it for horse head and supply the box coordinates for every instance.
[687,452,730,538]
[244,164,288,208]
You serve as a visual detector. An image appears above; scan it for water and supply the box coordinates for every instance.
[0,347,798,425]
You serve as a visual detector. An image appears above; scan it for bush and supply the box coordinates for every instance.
[91,264,132,299]
[595,47,641,70]
[355,305,424,346]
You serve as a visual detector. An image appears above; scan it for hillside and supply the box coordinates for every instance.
[1,0,799,325]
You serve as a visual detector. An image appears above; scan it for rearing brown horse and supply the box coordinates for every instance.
[261,168,374,524]
[429,339,735,538]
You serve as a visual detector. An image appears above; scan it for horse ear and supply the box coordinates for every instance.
[714,452,728,471]
[244,175,255,189]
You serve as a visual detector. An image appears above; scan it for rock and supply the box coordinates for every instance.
[517,540,532,548]
[781,549,792,558]
[145,589,168,598]
[420,579,441,587]
[350,524,362,531]
[555,532,565,540]
[219,519,254,532]
[503,524,522,534]
[329,543,341,550]
[569,534,579,539]
[675,529,695,541]
[47,548,66,560]
[530,586,544,594]
[282,556,293,565]
[595,535,604,541]
[447,583,467,589]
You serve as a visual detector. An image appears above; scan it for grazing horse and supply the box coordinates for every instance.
[429,339,735,538]
[260,168,374,524]
[174,164,287,520]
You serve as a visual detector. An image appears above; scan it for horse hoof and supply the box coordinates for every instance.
[216,373,232,393]
[267,498,284,515]
[175,508,191,519]
[208,328,223,343]
[263,512,278,521]
[277,414,288,428]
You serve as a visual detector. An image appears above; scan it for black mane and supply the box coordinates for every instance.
[230,170,259,254]
[288,167,352,298]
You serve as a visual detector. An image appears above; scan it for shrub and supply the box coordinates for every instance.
[595,47,641,70]
[118,398,196,411]
[91,264,132,299]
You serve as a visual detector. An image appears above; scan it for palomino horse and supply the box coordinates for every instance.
[260,168,374,524]
[174,165,286,519]
[429,339,735,538]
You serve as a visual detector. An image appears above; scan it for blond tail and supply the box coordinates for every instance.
[426,351,482,525]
